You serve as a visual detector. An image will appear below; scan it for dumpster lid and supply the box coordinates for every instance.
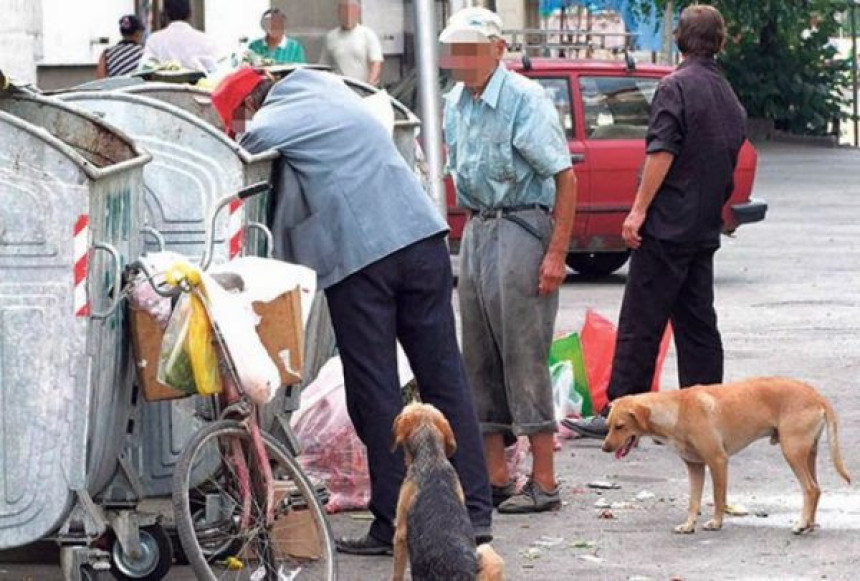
[0,94,150,180]
[59,91,278,165]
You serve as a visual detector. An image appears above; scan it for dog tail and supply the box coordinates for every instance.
[823,402,852,485]
[476,544,505,581]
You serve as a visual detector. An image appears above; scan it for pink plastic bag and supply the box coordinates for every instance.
[290,358,370,514]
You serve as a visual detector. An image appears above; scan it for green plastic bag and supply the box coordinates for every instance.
[548,333,592,418]
[157,294,197,394]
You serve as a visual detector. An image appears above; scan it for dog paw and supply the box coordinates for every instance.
[792,523,817,535]
[674,523,696,534]
[703,519,723,531]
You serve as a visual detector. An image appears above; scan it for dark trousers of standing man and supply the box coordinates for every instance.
[325,233,493,544]
[607,235,724,403]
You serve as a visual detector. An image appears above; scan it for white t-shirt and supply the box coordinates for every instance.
[141,21,222,72]
[320,24,384,82]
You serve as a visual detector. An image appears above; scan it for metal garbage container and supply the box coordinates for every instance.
[56,91,278,500]
[118,82,222,129]
[0,95,149,549]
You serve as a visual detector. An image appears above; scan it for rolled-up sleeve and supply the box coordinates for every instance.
[646,79,684,155]
[512,91,572,178]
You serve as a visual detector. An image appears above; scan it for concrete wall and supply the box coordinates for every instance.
[0,0,42,85]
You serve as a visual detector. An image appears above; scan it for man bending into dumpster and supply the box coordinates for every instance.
[210,66,493,555]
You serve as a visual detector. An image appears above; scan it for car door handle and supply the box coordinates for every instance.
[571,153,586,164]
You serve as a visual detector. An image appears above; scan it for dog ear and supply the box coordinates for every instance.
[434,415,457,458]
[392,412,412,452]
[628,402,651,432]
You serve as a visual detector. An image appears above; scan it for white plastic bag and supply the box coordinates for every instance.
[209,257,317,326]
[551,361,584,421]
[203,272,281,405]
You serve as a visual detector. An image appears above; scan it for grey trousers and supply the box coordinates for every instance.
[458,209,559,437]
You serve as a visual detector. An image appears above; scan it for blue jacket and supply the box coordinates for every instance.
[241,69,447,289]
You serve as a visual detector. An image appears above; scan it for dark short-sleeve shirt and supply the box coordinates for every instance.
[643,56,747,246]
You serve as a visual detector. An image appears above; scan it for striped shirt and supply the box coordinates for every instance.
[105,41,143,77]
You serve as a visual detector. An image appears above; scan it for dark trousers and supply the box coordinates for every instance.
[608,236,724,403]
[325,234,492,544]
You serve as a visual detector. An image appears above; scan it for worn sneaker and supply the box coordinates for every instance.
[491,481,516,507]
[561,409,609,439]
[497,480,561,514]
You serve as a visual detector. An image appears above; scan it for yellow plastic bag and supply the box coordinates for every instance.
[186,290,222,396]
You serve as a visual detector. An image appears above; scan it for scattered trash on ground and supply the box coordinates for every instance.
[597,509,616,519]
[588,481,621,490]
[635,490,656,501]
[522,548,543,560]
[611,501,634,510]
[594,498,611,509]
[348,512,374,521]
[755,510,769,518]
[533,535,565,548]
[577,554,605,564]
[726,504,750,516]
[571,540,596,549]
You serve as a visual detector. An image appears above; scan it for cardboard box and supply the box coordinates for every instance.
[240,480,324,561]
[130,307,189,402]
[272,480,324,560]
[130,286,305,402]
[253,287,304,388]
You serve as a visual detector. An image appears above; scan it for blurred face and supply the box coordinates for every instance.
[264,15,286,41]
[229,95,264,137]
[338,1,361,29]
[439,41,504,90]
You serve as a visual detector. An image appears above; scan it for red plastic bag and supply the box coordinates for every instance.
[291,358,370,514]
[580,309,672,414]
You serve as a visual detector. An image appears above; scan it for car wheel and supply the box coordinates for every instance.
[565,252,630,276]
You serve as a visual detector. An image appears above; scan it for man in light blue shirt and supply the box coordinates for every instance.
[212,66,493,554]
[441,7,578,514]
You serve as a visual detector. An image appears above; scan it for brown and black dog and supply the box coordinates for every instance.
[601,377,851,535]
[391,403,504,581]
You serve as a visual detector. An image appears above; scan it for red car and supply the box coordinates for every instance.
[445,58,766,276]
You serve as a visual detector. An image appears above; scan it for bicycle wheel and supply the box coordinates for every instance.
[173,419,337,580]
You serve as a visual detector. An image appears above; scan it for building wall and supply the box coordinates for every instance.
[0,0,43,85]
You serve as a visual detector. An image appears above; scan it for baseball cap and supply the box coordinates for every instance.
[439,7,504,44]
[119,14,144,35]
[211,66,268,134]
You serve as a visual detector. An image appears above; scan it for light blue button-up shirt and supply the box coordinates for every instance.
[241,69,447,289]
[444,64,571,210]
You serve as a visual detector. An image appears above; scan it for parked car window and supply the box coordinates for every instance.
[580,76,659,140]
[533,77,575,139]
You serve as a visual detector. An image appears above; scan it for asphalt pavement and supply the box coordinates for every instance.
[3,143,860,580]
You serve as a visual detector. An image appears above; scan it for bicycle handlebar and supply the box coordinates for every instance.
[200,182,271,271]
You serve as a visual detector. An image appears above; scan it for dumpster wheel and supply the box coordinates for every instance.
[110,524,173,581]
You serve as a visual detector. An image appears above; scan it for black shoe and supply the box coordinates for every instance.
[561,409,609,439]
[474,524,493,545]
[491,482,516,507]
[335,533,393,556]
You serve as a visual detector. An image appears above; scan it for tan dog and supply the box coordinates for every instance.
[392,403,505,581]
[601,377,851,535]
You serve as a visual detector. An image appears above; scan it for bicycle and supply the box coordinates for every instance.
[129,183,336,580]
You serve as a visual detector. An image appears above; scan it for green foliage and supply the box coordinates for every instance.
[633,0,853,135]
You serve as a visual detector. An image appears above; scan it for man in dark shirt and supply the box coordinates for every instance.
[566,4,746,438]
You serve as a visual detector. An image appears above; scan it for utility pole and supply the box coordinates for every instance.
[414,0,447,221]
[852,0,858,147]
[661,0,674,64]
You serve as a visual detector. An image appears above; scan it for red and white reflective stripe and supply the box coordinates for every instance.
[227,199,245,259]
[73,215,90,318]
